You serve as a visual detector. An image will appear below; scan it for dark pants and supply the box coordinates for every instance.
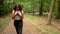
[14,19,23,34]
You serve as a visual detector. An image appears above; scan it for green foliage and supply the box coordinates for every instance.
[0,0,58,15]
[43,0,52,12]
[0,0,16,15]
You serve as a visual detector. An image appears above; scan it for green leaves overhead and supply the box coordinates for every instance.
[0,0,58,15]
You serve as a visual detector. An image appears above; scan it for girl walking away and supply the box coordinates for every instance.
[12,4,24,34]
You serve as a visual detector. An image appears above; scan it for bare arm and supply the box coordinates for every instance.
[17,13,24,20]
[12,14,16,19]
[12,10,16,19]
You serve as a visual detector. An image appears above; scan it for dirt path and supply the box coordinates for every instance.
[1,18,40,34]
[1,14,60,34]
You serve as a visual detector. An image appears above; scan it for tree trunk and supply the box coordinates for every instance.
[48,0,56,25]
[56,1,60,19]
[39,0,43,16]
[33,7,35,15]
[31,0,35,15]
[0,0,3,3]
[0,0,4,15]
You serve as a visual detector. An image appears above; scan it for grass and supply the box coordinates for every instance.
[25,14,60,34]
[0,14,12,32]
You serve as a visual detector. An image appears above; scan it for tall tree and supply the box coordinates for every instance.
[39,0,43,16]
[0,0,4,15]
[31,0,35,15]
[56,0,60,19]
[48,0,56,25]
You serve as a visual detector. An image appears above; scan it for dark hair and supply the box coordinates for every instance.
[14,4,22,11]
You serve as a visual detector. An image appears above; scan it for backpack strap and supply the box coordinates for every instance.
[20,10,22,14]
[13,10,23,15]
[14,10,16,14]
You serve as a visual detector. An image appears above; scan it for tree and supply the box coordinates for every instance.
[0,0,4,15]
[56,0,60,19]
[31,0,35,15]
[48,0,56,25]
[39,0,43,16]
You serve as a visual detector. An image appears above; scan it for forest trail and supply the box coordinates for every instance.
[1,17,41,34]
[0,14,60,34]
